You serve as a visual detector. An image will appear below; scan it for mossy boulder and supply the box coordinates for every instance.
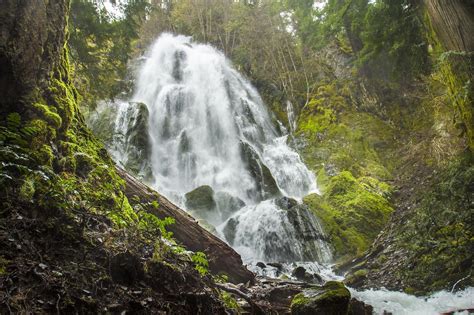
[185,185,217,213]
[290,281,351,315]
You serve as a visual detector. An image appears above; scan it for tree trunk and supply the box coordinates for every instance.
[423,0,474,52]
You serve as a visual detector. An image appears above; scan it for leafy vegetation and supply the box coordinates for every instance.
[69,0,150,108]
[191,251,210,276]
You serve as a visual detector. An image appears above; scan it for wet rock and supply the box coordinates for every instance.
[345,269,368,288]
[286,204,331,262]
[185,185,217,212]
[240,141,281,199]
[222,217,239,245]
[292,266,323,284]
[124,102,152,178]
[348,298,374,315]
[290,281,351,315]
[267,262,283,270]
[313,273,323,283]
[292,266,307,279]
[256,262,266,269]
[87,102,152,180]
[275,196,298,210]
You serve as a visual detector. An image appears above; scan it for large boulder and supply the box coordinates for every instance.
[290,281,351,315]
[185,185,218,224]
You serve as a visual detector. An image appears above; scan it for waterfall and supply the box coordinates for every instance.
[90,33,331,266]
[286,100,297,133]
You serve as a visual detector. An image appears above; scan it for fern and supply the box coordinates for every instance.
[6,113,21,131]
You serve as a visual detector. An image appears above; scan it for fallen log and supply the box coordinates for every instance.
[116,167,255,284]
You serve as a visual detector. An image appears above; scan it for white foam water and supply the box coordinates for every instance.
[350,287,474,315]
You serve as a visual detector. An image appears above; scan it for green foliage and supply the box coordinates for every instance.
[191,251,209,276]
[435,53,474,151]
[69,0,150,108]
[287,0,429,83]
[220,291,240,312]
[358,0,429,82]
[138,212,174,240]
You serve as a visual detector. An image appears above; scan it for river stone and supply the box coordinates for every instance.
[240,141,281,199]
[290,281,351,315]
[267,262,283,270]
[256,262,266,269]
[291,266,323,284]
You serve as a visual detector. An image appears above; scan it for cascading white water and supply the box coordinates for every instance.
[103,33,330,265]
[286,100,297,133]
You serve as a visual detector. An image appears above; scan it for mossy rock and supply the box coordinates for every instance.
[304,170,393,260]
[185,185,217,212]
[290,281,351,315]
[344,269,368,287]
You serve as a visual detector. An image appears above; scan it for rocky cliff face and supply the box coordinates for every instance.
[330,1,474,294]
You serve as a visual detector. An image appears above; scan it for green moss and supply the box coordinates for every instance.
[395,155,474,293]
[345,269,368,287]
[33,103,62,128]
[291,293,310,308]
[185,185,216,211]
[305,171,393,260]
[314,281,350,302]
[290,281,350,315]
[33,144,54,167]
